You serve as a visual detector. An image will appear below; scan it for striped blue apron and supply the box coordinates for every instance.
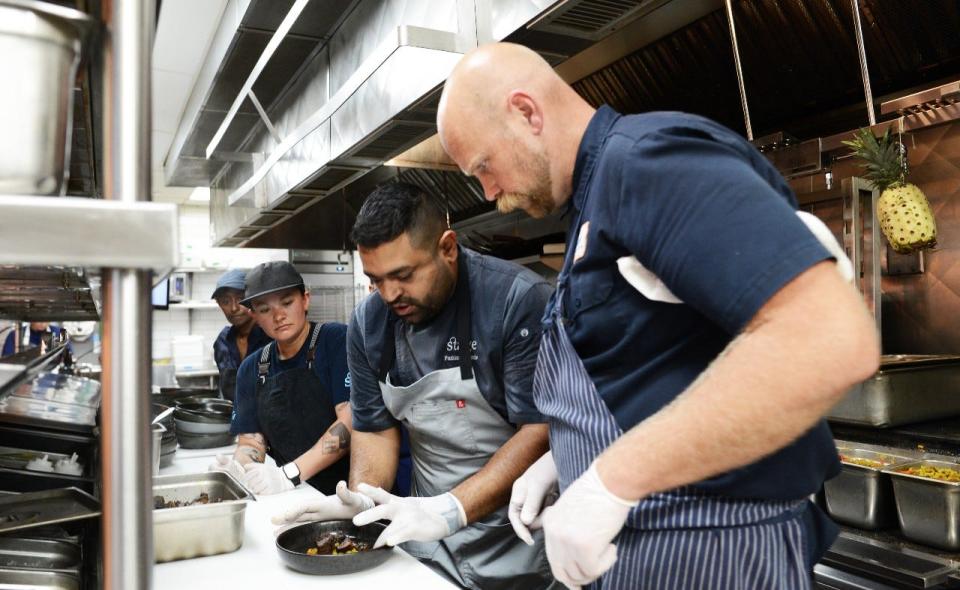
[533,287,813,589]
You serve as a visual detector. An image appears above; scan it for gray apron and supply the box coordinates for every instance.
[377,256,554,590]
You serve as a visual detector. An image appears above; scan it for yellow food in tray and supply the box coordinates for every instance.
[839,455,886,469]
[897,465,960,482]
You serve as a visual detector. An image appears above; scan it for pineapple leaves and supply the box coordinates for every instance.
[843,127,905,192]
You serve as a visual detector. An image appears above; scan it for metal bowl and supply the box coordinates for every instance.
[174,430,236,450]
[174,417,231,435]
[276,520,392,575]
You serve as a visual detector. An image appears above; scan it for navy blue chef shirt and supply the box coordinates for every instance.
[551,106,841,503]
[213,324,271,374]
[349,247,552,432]
[230,322,350,435]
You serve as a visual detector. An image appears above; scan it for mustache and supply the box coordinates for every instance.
[385,296,419,308]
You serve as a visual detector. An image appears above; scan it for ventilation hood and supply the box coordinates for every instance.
[174,0,724,248]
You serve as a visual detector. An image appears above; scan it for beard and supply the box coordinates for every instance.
[388,259,456,326]
[495,148,555,218]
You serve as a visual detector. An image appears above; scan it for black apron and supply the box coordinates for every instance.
[218,367,238,402]
[255,322,349,494]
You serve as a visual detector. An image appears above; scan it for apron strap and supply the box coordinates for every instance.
[377,250,474,382]
[306,322,323,371]
[257,343,272,385]
[453,254,473,381]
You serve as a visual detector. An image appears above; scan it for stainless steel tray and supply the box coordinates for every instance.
[0,537,80,573]
[827,355,960,427]
[153,471,253,562]
[0,567,79,589]
[824,448,910,529]
[884,459,960,550]
[0,488,99,534]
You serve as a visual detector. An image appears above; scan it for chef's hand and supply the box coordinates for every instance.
[241,462,294,495]
[542,461,637,589]
[270,481,374,525]
[208,454,245,482]
[352,484,467,548]
[509,451,559,545]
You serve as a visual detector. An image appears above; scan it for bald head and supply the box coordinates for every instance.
[437,43,595,216]
[439,43,560,135]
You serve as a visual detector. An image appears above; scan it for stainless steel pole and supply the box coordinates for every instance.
[851,0,876,125]
[724,0,753,141]
[101,0,155,588]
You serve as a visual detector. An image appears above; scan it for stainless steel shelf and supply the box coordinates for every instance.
[0,195,177,270]
[0,266,99,321]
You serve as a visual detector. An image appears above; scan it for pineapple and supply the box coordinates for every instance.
[844,128,936,254]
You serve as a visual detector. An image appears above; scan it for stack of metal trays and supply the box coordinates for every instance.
[153,472,253,562]
[0,487,99,589]
[0,372,100,433]
[151,403,177,468]
[825,447,911,529]
[827,355,960,427]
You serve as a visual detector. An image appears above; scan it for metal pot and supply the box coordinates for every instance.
[0,0,92,195]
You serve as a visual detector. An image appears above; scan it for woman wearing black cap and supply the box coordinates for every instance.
[209,260,351,495]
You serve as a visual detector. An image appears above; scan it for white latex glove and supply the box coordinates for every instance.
[271,481,374,526]
[542,461,638,589]
[509,451,559,545]
[208,454,245,482]
[352,484,468,548]
[241,462,294,495]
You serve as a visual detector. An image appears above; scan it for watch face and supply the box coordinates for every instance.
[283,463,299,479]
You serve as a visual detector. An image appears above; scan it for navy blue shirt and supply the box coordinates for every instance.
[552,106,840,500]
[349,247,552,432]
[230,322,350,435]
[213,325,270,372]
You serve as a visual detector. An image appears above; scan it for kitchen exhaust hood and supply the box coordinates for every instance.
[182,0,725,247]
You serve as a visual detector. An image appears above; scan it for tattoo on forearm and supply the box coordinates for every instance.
[237,433,266,464]
[238,446,264,463]
[322,422,350,454]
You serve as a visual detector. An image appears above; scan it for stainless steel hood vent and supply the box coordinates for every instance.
[529,0,665,40]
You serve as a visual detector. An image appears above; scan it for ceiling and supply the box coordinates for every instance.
[151,0,229,204]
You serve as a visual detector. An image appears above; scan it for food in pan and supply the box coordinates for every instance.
[838,454,890,469]
[896,465,960,482]
[303,531,371,556]
[844,127,936,254]
[153,491,222,509]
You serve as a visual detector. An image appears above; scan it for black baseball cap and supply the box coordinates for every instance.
[240,261,305,308]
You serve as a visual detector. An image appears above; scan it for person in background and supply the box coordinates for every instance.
[209,261,352,496]
[273,183,557,589]
[1,322,70,357]
[437,42,880,589]
[211,269,271,402]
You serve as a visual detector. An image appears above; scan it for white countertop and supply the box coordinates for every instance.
[153,446,456,589]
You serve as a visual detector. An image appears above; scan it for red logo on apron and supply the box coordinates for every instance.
[456,400,466,409]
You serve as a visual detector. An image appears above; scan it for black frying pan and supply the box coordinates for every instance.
[275,520,392,575]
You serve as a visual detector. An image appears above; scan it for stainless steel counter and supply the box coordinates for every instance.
[153,447,457,589]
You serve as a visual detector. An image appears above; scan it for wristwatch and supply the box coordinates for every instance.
[281,462,301,486]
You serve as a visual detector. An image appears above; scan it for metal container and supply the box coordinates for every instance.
[0,568,78,589]
[827,355,960,427]
[0,537,80,574]
[0,1,92,195]
[0,488,99,535]
[153,471,253,562]
[823,448,909,529]
[885,459,960,550]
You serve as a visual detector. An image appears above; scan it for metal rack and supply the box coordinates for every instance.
[0,1,176,588]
